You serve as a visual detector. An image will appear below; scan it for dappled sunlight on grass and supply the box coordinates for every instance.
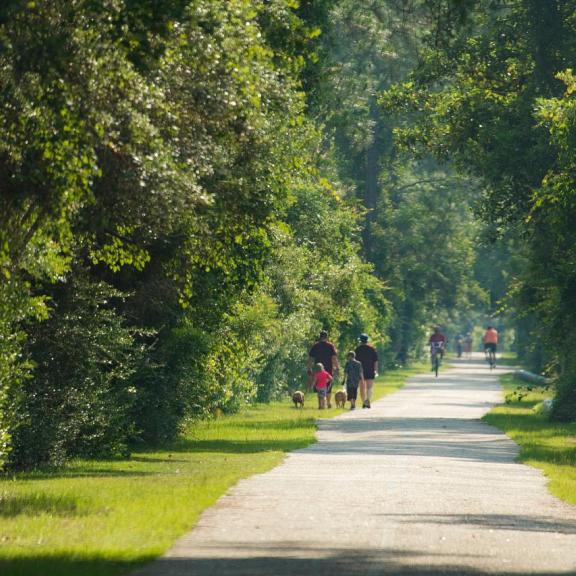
[0,366,420,576]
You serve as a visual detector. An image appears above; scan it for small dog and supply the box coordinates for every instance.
[292,391,305,408]
[334,389,347,408]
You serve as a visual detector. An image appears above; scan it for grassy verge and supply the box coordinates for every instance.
[0,363,425,576]
[492,351,520,367]
[484,373,576,506]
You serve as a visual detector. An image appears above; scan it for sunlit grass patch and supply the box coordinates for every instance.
[0,365,420,576]
[484,373,576,506]
[493,351,520,367]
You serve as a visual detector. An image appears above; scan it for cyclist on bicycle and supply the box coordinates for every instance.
[429,326,446,370]
[483,326,498,361]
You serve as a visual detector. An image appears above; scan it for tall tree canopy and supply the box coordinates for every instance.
[2,0,574,470]
[384,0,576,418]
[0,0,387,469]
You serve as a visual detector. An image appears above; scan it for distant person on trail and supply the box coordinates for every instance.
[308,330,339,408]
[355,333,379,409]
[483,326,498,358]
[464,334,473,359]
[428,326,446,369]
[455,334,463,358]
[313,363,333,410]
[343,351,364,410]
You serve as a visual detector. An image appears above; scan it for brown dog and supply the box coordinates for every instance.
[334,389,347,408]
[292,391,305,408]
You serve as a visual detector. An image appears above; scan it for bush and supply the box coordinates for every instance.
[132,317,260,443]
[0,279,47,470]
[9,271,143,469]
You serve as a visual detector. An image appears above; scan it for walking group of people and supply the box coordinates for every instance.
[305,324,499,410]
[454,333,474,359]
[307,330,378,410]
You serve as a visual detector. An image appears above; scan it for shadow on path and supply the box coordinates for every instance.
[128,545,572,576]
[125,359,575,576]
[375,513,576,535]
[311,417,518,463]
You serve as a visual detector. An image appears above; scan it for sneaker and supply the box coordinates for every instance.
[362,401,368,409]
[365,400,371,409]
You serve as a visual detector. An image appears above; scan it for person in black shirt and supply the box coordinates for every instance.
[355,333,379,409]
[308,330,340,408]
[343,351,364,410]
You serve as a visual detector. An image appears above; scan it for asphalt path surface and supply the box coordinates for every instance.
[133,355,576,575]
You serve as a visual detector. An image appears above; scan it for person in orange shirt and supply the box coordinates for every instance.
[483,326,498,359]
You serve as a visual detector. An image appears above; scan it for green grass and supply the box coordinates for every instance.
[484,373,576,506]
[0,364,425,576]
[492,351,520,367]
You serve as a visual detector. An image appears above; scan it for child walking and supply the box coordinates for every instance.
[342,351,364,410]
[313,362,333,409]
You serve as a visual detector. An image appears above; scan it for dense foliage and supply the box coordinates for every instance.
[0,0,386,469]
[4,0,573,470]
[383,0,576,419]
[304,0,485,364]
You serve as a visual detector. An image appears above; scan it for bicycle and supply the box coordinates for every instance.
[485,347,496,370]
[431,346,443,378]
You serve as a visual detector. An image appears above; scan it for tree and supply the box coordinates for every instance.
[304,0,485,362]
[383,0,576,419]
[0,0,390,468]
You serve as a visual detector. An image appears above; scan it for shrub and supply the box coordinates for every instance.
[9,271,143,469]
[0,279,47,470]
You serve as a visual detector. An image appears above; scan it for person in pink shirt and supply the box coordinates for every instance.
[313,362,333,410]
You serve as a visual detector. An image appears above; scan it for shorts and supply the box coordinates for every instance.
[346,384,358,400]
[484,343,497,352]
[363,371,375,380]
[316,388,328,398]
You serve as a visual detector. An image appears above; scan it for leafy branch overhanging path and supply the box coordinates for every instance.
[133,356,576,576]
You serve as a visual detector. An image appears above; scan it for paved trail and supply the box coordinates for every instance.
[134,356,576,575]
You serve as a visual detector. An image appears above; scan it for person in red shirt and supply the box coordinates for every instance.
[308,330,339,408]
[313,363,333,410]
[428,326,446,369]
